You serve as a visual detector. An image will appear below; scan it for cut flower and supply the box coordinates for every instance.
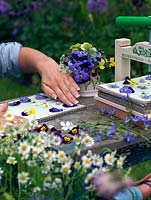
[60,42,114,86]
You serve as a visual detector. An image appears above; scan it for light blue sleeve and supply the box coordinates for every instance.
[0,42,23,77]
[113,187,143,200]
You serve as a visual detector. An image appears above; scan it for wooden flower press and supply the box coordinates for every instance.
[95,16,151,120]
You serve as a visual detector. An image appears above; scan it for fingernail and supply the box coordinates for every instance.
[52,94,57,100]
[74,100,79,104]
[77,88,80,91]
[76,94,80,98]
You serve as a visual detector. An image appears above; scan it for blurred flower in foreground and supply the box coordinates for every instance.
[92,172,134,199]
[87,0,108,13]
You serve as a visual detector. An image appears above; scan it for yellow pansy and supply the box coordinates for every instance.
[25,108,36,115]
[128,80,138,87]
[98,59,106,70]
[109,57,115,67]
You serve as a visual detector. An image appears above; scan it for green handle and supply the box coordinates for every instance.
[116,16,151,28]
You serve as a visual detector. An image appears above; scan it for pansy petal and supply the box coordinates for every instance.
[49,107,63,112]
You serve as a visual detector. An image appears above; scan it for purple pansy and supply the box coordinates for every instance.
[0,0,10,14]
[87,0,108,13]
[35,93,48,100]
[137,85,148,90]
[49,107,63,112]
[123,131,135,144]
[19,96,31,103]
[62,104,77,107]
[123,76,131,85]
[21,111,29,116]
[9,100,20,106]
[119,86,135,94]
[145,74,151,80]
[140,94,151,99]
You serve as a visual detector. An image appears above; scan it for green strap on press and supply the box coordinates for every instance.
[116,16,151,28]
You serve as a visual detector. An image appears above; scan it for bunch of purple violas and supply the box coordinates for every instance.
[60,42,109,84]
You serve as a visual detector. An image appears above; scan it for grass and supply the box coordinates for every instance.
[0,75,41,101]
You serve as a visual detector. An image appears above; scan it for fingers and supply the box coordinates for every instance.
[42,80,79,105]
[0,102,8,113]
[41,82,57,100]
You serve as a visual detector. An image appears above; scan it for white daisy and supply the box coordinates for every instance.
[74,161,81,169]
[18,172,29,184]
[117,156,126,169]
[82,155,92,168]
[81,135,94,147]
[18,141,31,155]
[61,163,71,174]
[104,153,116,166]
[92,154,103,167]
[7,156,17,165]
[4,112,14,121]
[57,151,67,162]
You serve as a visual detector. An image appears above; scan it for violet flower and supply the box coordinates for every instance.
[123,76,131,85]
[107,123,116,138]
[9,100,20,106]
[123,131,135,144]
[145,74,151,80]
[87,0,108,13]
[0,0,10,14]
[95,131,102,142]
[49,107,63,112]
[19,96,31,103]
[35,93,48,100]
[119,86,135,94]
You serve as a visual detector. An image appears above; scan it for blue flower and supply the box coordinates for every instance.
[19,96,31,103]
[107,123,116,138]
[35,93,48,100]
[145,74,151,80]
[95,131,102,142]
[49,107,63,112]
[123,131,135,144]
[119,86,135,94]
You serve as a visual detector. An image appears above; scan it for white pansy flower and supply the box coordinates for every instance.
[7,156,17,165]
[18,172,29,184]
[60,121,74,131]
[51,135,62,146]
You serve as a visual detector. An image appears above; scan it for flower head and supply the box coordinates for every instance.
[60,42,113,86]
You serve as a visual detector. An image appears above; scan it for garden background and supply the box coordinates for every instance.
[0,0,151,100]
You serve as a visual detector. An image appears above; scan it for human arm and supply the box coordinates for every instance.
[18,47,80,105]
[0,42,80,105]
